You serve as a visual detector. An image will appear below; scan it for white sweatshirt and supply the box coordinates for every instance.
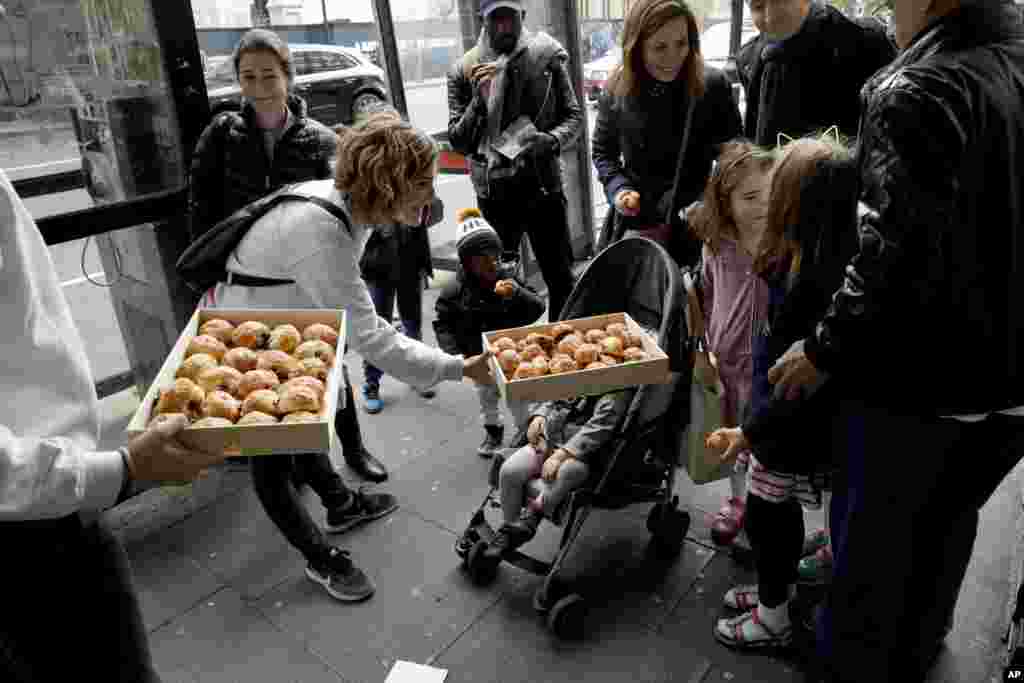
[206,179,464,389]
[0,169,124,520]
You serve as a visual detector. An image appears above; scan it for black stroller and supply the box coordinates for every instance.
[454,237,694,639]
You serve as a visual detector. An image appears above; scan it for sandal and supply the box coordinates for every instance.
[714,609,793,650]
[802,528,830,557]
[723,584,759,610]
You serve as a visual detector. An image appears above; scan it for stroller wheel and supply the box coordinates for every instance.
[648,504,690,558]
[465,540,500,586]
[547,593,588,640]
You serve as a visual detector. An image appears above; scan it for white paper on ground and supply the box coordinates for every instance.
[384,660,448,683]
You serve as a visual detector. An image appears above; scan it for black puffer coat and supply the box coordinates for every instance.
[188,94,336,241]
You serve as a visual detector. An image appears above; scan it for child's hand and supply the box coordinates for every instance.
[542,449,570,482]
[494,279,517,298]
[614,190,641,217]
[705,427,749,464]
[527,416,547,449]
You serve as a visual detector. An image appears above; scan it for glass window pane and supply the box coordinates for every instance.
[3,0,186,216]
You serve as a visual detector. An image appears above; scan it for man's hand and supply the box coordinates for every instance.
[471,62,498,98]
[463,349,495,385]
[520,131,558,158]
[767,339,829,401]
[542,448,571,482]
[527,416,547,449]
[614,189,641,217]
[705,427,749,464]
[126,414,226,485]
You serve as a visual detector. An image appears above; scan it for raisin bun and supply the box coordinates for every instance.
[232,321,271,349]
[237,411,279,426]
[281,411,320,424]
[186,334,227,362]
[294,340,336,366]
[277,384,320,414]
[176,353,218,382]
[301,322,339,347]
[238,369,280,397]
[278,376,326,399]
[241,389,279,416]
[154,378,205,419]
[190,416,234,429]
[198,318,235,344]
[257,350,302,381]
[268,324,302,354]
[200,390,241,422]
[223,347,260,373]
[196,365,244,397]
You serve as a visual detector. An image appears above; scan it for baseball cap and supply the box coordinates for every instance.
[480,0,524,17]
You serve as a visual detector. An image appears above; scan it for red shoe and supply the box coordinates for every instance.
[711,497,745,546]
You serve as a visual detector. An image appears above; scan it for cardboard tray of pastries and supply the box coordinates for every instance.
[482,312,670,403]
[127,308,345,456]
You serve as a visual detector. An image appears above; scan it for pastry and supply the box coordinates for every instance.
[574,343,600,366]
[278,376,326,398]
[196,365,244,397]
[584,328,608,344]
[585,361,609,370]
[232,321,271,349]
[282,411,320,424]
[198,318,235,344]
[600,354,621,366]
[268,324,302,353]
[186,334,227,361]
[551,322,576,342]
[498,349,520,375]
[623,347,648,362]
[148,412,187,428]
[241,389,279,416]
[531,356,550,375]
[600,336,625,358]
[257,350,302,381]
[493,337,518,353]
[176,353,218,382]
[297,357,329,382]
[223,347,260,373]
[278,384,320,414]
[294,340,336,366]
[520,343,546,361]
[525,332,555,354]
[301,322,339,347]
[557,334,583,356]
[154,378,205,418]
[190,416,234,428]
[549,356,578,374]
[624,331,645,349]
[200,390,241,422]
[513,362,537,380]
[494,279,515,297]
[237,411,279,426]
[238,369,280,397]
[605,322,628,341]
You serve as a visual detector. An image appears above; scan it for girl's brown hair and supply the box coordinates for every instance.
[607,0,705,100]
[754,135,851,277]
[233,29,294,84]
[689,140,775,253]
[334,111,438,224]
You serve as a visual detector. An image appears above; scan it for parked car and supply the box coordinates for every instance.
[204,43,388,127]
[582,47,622,102]
[700,20,759,84]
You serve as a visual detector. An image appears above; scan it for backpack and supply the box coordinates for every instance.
[176,184,351,292]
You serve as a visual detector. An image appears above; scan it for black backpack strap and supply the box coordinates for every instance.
[279,193,353,235]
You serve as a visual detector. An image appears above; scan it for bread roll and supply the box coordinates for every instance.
[493,337,518,353]
[176,353,218,382]
[525,333,555,354]
[196,365,244,397]
[190,416,234,429]
[574,343,600,366]
[242,389,279,416]
[513,362,536,380]
[198,318,235,344]
[238,369,280,397]
[298,357,329,382]
[186,334,227,361]
[498,349,520,375]
[557,333,583,356]
[237,411,279,426]
[494,280,515,297]
[551,322,576,342]
[281,411,320,424]
[268,324,302,354]
[531,356,550,375]
[600,354,621,366]
[548,356,578,374]
[200,390,241,422]
[605,322,627,341]
[223,347,260,373]
[278,384,320,414]
[294,340,336,366]
[155,378,205,418]
[257,350,302,381]
[600,336,625,358]
[624,331,645,349]
[301,322,339,347]
[584,328,608,344]
[520,343,546,362]
[585,361,609,370]
[279,376,326,398]
[149,412,188,428]
[232,321,271,349]
[623,347,648,362]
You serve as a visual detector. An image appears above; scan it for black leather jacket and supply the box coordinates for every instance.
[736,3,895,145]
[188,94,336,241]
[446,30,583,198]
[805,3,1024,415]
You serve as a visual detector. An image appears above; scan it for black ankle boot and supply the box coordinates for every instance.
[336,371,388,483]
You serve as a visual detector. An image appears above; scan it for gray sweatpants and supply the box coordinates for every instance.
[498,444,590,525]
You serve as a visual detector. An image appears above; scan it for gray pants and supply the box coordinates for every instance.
[476,383,529,430]
[498,444,590,525]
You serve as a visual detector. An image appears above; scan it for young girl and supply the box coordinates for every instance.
[688,140,775,548]
[706,134,860,650]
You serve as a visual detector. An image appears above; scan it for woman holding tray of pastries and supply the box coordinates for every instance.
[198,110,494,603]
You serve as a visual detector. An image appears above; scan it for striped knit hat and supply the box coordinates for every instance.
[455,208,503,258]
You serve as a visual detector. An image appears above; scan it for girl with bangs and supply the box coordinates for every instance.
[706,133,860,651]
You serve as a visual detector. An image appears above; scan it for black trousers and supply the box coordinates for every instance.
[478,192,576,322]
[251,451,352,566]
[819,399,1024,683]
[745,493,805,608]
[0,515,160,682]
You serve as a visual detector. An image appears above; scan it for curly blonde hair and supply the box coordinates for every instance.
[334,112,438,224]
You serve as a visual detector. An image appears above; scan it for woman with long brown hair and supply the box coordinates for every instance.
[591,0,742,266]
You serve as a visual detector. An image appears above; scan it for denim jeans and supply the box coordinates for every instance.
[363,275,424,388]
[0,515,161,682]
[251,452,352,566]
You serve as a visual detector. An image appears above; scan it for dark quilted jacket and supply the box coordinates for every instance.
[188,94,336,241]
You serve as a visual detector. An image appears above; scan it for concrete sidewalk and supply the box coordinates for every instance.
[95,273,1021,683]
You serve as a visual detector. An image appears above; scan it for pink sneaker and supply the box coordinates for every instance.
[711,497,746,546]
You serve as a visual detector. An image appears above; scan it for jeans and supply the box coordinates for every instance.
[363,275,424,388]
[819,399,1024,683]
[0,515,160,682]
[251,452,352,566]
[478,192,576,322]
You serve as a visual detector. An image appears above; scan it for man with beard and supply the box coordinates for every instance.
[446,0,583,323]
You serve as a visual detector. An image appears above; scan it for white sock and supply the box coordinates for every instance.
[822,489,832,539]
[757,600,791,630]
[729,470,747,501]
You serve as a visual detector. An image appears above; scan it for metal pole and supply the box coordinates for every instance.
[321,0,330,40]
[371,0,409,119]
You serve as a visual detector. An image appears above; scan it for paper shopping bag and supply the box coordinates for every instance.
[685,349,732,485]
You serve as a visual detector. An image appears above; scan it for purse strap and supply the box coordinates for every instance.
[664,95,698,226]
[682,269,706,342]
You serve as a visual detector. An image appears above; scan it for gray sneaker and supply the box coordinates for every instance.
[305,548,375,602]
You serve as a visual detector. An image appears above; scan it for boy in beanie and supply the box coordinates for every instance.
[434,208,545,457]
